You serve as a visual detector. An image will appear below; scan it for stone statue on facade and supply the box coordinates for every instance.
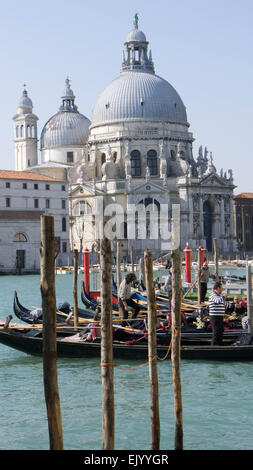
[204,152,216,176]
[228,169,233,181]
[146,166,150,181]
[196,145,208,176]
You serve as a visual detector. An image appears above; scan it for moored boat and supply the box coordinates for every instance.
[0,322,251,361]
[13,291,96,325]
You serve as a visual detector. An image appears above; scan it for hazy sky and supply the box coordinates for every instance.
[0,0,252,194]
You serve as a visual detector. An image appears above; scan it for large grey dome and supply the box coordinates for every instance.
[91,71,187,126]
[40,79,91,149]
[91,20,188,127]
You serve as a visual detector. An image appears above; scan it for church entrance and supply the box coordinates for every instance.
[203,200,213,252]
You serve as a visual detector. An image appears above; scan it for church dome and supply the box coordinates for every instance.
[41,112,90,149]
[91,18,187,128]
[17,87,33,114]
[125,28,147,42]
[91,71,187,126]
[40,79,90,149]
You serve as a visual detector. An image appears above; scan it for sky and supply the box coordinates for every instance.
[0,0,252,194]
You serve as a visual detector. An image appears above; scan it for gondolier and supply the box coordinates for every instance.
[209,281,229,345]
[118,273,141,323]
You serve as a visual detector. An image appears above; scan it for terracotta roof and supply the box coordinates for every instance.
[234,193,253,199]
[0,210,44,219]
[0,170,65,182]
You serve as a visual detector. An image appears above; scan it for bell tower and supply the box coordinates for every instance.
[13,85,39,171]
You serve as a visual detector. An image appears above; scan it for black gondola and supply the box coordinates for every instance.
[0,323,251,361]
[80,282,173,313]
[13,291,96,325]
[81,282,124,313]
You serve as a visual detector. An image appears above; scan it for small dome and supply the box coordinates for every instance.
[41,79,91,149]
[40,111,90,149]
[18,89,33,109]
[125,28,147,43]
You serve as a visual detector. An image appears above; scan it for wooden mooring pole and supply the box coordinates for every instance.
[213,238,219,282]
[246,259,253,333]
[171,245,183,450]
[131,245,134,272]
[144,249,160,450]
[116,240,122,292]
[73,249,79,329]
[197,247,202,304]
[100,237,114,450]
[40,215,64,450]
[116,240,122,317]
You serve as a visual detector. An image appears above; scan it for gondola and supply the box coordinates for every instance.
[81,282,136,313]
[14,289,244,344]
[81,282,172,313]
[0,321,251,361]
[13,291,96,325]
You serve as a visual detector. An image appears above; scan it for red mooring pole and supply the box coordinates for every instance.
[184,243,191,284]
[199,245,205,266]
[83,248,90,294]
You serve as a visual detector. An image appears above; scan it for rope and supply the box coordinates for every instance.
[101,331,173,370]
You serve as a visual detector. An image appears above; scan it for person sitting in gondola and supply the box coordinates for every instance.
[118,273,141,324]
[233,297,247,316]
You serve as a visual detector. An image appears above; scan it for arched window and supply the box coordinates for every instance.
[73,201,92,216]
[13,233,27,242]
[101,153,106,165]
[27,125,31,137]
[20,125,24,138]
[147,149,158,176]
[135,198,160,239]
[130,150,141,177]
[16,126,19,138]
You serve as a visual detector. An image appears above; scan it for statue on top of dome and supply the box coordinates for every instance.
[134,13,139,29]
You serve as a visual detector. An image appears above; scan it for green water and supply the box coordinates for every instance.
[0,274,252,450]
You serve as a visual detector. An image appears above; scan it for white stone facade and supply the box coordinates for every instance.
[0,171,69,273]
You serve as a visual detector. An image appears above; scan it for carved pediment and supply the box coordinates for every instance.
[199,173,227,187]
[69,183,104,197]
[131,180,168,195]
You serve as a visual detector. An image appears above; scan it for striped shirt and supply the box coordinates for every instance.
[209,290,228,316]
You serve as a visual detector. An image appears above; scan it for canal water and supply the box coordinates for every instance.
[0,272,252,451]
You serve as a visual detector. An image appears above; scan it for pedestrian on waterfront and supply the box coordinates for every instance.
[164,267,172,311]
[209,281,229,345]
[118,273,141,323]
[200,259,210,303]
